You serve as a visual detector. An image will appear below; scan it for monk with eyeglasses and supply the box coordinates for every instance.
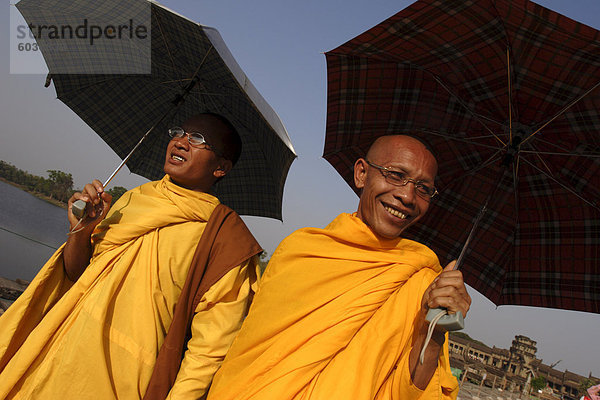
[208,134,471,400]
[0,113,262,399]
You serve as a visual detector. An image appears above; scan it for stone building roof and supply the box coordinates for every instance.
[492,346,510,357]
[470,340,492,353]
[450,334,471,345]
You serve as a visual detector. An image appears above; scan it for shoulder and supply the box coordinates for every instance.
[211,204,248,231]
[209,204,261,249]
[277,223,329,248]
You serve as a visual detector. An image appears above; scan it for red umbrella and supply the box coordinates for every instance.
[324,0,600,314]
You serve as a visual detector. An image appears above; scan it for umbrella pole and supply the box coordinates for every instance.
[421,166,508,346]
[454,173,506,270]
[101,111,175,188]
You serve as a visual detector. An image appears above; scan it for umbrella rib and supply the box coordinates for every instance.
[466,149,503,175]
[329,54,507,141]
[449,148,504,188]
[421,129,503,151]
[522,136,600,158]
[128,77,228,98]
[531,149,554,176]
[154,8,217,97]
[527,135,592,155]
[427,71,506,147]
[520,150,600,158]
[522,79,600,146]
[369,58,508,145]
[519,156,600,210]
[153,7,182,91]
[55,76,132,96]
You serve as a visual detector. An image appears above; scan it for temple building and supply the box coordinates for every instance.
[448,333,597,399]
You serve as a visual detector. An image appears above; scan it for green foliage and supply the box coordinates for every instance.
[258,251,269,275]
[107,186,128,203]
[531,376,547,391]
[0,160,73,204]
[47,169,74,203]
[580,378,600,397]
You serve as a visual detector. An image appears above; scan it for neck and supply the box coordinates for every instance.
[169,176,213,193]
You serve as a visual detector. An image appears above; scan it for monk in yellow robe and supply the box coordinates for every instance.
[208,135,472,400]
[0,113,262,399]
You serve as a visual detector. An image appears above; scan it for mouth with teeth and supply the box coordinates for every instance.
[384,205,407,220]
[171,153,185,162]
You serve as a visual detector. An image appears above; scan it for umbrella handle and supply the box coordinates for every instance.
[420,308,464,364]
[72,197,104,220]
[425,307,464,331]
[72,199,87,218]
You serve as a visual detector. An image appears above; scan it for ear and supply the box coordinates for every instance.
[354,158,368,189]
[213,159,233,178]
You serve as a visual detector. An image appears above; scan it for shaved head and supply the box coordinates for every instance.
[184,113,242,165]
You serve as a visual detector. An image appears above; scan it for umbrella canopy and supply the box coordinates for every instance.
[16,0,296,220]
[324,0,600,313]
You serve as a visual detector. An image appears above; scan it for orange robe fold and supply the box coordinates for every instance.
[0,176,257,399]
[208,213,458,400]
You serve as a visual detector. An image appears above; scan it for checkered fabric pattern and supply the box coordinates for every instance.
[324,0,600,313]
[18,1,296,220]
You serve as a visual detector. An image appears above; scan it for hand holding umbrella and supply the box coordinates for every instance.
[419,260,471,363]
[69,180,112,226]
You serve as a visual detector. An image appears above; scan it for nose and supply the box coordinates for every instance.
[393,181,417,208]
[173,134,190,150]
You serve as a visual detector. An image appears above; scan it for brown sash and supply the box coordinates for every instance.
[143,204,262,400]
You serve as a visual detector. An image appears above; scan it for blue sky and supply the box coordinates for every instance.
[1,0,599,377]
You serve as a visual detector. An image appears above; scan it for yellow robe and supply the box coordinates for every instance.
[0,175,256,399]
[208,213,458,400]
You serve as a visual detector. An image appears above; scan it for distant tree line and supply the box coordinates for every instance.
[258,251,270,274]
[0,160,128,205]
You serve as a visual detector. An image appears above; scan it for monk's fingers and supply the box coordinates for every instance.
[426,285,471,317]
[100,190,113,205]
[68,192,88,226]
[443,260,457,272]
[428,270,466,294]
[421,270,471,321]
[98,196,112,219]
[82,181,105,204]
[427,296,471,318]
[88,180,113,213]
[68,191,87,206]
[79,181,109,218]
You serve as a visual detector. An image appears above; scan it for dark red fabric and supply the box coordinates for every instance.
[324,0,600,313]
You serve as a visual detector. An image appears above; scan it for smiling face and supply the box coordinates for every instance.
[163,114,234,192]
[354,135,438,239]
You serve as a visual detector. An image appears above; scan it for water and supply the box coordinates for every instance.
[0,180,68,281]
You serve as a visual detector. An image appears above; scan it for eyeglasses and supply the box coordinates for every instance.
[168,127,221,156]
[365,160,438,199]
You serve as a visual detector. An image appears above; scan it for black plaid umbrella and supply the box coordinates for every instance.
[325,0,600,313]
[16,0,296,220]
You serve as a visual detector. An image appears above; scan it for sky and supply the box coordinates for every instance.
[1,0,599,378]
